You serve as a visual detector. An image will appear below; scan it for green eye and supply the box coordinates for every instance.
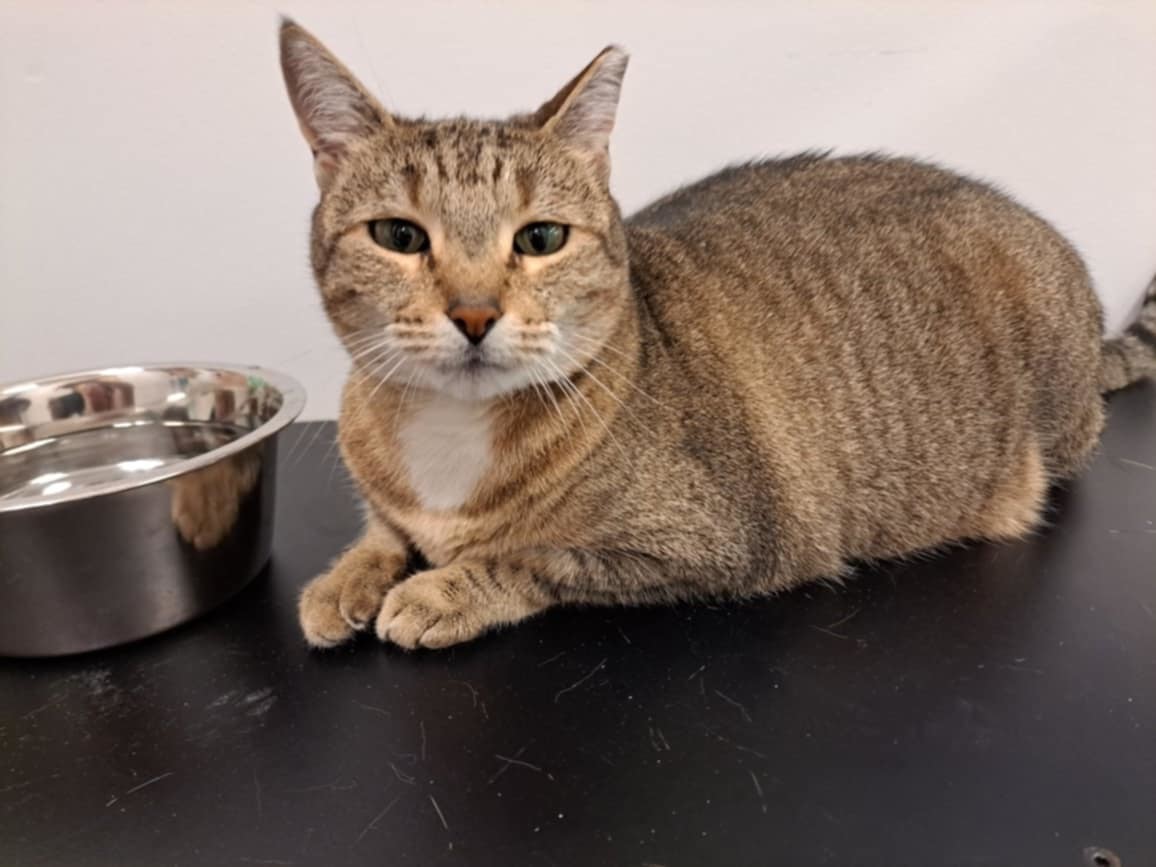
[514,222,568,256]
[369,219,429,254]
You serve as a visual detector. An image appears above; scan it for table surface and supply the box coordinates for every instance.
[2,385,1155,867]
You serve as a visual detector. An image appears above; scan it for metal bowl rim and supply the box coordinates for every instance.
[0,361,306,514]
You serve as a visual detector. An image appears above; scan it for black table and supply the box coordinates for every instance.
[3,385,1155,867]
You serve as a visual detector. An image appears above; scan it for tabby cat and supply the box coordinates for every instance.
[278,19,1156,649]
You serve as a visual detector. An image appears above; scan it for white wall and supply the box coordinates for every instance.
[2,0,1153,419]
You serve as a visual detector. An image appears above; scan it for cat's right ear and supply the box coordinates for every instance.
[279,18,390,190]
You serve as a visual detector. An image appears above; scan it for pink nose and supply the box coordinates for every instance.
[448,304,501,346]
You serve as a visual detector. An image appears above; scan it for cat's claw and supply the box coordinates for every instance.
[298,579,357,648]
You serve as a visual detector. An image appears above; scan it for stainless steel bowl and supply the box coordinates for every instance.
[0,364,305,656]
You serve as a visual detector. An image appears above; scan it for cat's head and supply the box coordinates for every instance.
[279,19,631,401]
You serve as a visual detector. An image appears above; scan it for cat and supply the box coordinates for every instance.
[278,19,1156,650]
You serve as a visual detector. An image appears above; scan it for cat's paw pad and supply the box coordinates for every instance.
[375,570,484,650]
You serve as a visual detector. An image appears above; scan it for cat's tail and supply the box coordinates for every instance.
[1100,274,1156,392]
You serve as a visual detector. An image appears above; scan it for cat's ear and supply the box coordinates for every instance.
[279,18,391,190]
[534,46,629,173]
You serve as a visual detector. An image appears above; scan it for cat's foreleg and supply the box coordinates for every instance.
[374,548,696,649]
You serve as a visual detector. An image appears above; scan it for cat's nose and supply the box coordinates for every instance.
[448,303,501,346]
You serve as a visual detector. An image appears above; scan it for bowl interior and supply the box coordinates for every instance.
[0,365,299,509]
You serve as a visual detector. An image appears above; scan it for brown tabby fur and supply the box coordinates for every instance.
[279,20,1156,649]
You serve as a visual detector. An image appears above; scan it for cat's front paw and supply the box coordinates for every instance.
[375,563,547,650]
[375,568,486,649]
[299,545,406,648]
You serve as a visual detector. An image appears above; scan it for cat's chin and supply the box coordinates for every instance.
[418,362,545,403]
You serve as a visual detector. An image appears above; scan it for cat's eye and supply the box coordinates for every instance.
[369,219,430,254]
[514,222,568,257]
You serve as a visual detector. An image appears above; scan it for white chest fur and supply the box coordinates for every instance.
[397,396,492,511]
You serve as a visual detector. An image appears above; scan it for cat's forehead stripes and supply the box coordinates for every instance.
[403,120,526,191]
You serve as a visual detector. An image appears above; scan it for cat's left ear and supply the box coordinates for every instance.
[279,18,391,190]
[534,46,629,176]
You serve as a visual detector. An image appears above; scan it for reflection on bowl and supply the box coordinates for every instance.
[0,364,305,656]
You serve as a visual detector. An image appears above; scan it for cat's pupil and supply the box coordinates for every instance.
[369,218,428,253]
[514,222,567,256]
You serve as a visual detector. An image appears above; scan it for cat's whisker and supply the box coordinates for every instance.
[542,357,626,459]
[567,331,639,364]
[365,355,409,403]
[523,368,552,424]
[368,357,406,387]
[394,365,421,426]
[538,360,584,423]
[344,331,391,353]
[354,343,401,370]
[538,372,569,429]
[528,365,567,429]
[290,418,335,471]
[349,339,395,362]
[551,346,631,415]
[566,332,663,406]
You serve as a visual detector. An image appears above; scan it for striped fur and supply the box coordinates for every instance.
[280,21,1153,650]
[1101,276,1156,391]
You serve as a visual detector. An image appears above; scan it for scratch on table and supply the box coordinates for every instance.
[826,606,862,630]
[537,651,566,668]
[429,794,449,831]
[388,763,415,785]
[1118,457,1155,471]
[353,795,401,846]
[253,768,263,819]
[648,725,671,752]
[749,769,767,814]
[553,658,608,703]
[707,730,767,760]
[487,744,530,785]
[123,771,174,797]
[19,696,66,721]
[616,625,633,646]
[810,625,849,641]
[420,721,427,761]
[492,753,554,782]
[352,700,391,718]
[287,779,357,794]
[714,690,753,723]
[687,664,706,681]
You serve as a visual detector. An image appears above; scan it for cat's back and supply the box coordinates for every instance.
[624,152,1098,370]
[631,153,1010,238]
[622,152,1104,564]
